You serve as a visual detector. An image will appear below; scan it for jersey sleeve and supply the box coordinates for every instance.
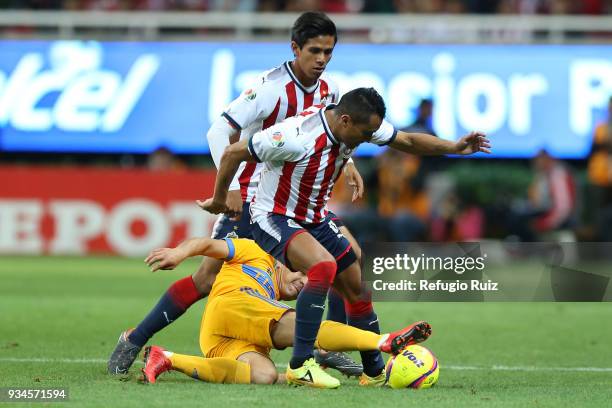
[222,78,278,130]
[247,121,307,163]
[224,238,268,265]
[370,119,398,146]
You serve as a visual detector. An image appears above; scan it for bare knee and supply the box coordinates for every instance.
[238,352,278,385]
[250,365,278,385]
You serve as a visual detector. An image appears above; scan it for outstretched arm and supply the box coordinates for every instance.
[144,238,230,272]
[389,130,491,156]
[197,139,253,215]
[145,238,230,272]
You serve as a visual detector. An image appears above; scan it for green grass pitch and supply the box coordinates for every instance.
[1,255,611,407]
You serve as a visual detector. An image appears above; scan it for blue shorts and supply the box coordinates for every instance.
[210,202,253,239]
[250,211,356,273]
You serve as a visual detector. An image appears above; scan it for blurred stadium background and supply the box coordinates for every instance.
[1,2,612,406]
[2,1,612,255]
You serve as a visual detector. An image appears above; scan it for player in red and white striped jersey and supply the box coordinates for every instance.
[216,61,339,206]
[200,88,490,388]
[108,12,364,378]
[248,103,395,224]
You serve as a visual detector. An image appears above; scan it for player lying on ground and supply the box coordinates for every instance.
[199,87,490,388]
[108,11,365,377]
[140,237,431,387]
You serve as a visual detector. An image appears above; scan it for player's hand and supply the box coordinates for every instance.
[145,248,187,272]
[226,189,243,220]
[453,131,491,155]
[343,161,364,202]
[196,197,229,215]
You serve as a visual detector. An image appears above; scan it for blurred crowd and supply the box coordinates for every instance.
[328,96,612,243]
[2,0,611,14]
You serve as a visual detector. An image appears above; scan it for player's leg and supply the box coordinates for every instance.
[325,213,359,325]
[316,214,363,377]
[329,260,386,383]
[284,232,337,368]
[270,310,429,356]
[141,345,251,384]
[237,352,279,384]
[108,212,240,374]
[250,214,340,388]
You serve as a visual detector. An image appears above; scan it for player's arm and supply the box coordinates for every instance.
[198,124,306,215]
[144,238,230,272]
[198,139,253,215]
[205,80,275,213]
[206,116,243,214]
[389,130,491,156]
[343,159,364,202]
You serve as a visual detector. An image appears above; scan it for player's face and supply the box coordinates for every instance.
[338,113,383,149]
[292,35,335,82]
[276,262,307,300]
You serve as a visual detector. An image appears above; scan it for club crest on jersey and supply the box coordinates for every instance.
[243,88,256,101]
[271,131,285,148]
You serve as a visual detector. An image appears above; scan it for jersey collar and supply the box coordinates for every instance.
[319,104,339,145]
[284,61,320,94]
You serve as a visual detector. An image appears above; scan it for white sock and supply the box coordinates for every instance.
[377,334,390,349]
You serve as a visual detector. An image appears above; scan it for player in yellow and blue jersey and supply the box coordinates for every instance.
[139,237,431,387]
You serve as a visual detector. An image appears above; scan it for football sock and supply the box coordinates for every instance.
[168,353,251,384]
[290,261,337,369]
[128,276,203,347]
[326,287,347,323]
[346,299,385,377]
[315,320,382,351]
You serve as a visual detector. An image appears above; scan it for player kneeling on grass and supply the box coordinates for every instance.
[141,237,431,388]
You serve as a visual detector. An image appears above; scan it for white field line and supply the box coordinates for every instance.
[1,357,612,372]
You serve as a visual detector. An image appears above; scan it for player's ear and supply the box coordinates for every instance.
[340,114,352,127]
[290,41,300,58]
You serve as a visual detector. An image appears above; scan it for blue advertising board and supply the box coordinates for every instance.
[0,40,611,157]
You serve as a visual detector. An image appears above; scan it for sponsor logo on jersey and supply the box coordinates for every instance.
[271,131,285,148]
[243,88,256,101]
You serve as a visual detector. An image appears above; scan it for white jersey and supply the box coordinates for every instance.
[249,104,397,224]
[222,62,339,202]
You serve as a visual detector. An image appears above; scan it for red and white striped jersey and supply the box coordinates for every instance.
[222,62,339,203]
[248,104,397,224]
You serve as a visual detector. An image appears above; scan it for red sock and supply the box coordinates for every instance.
[167,276,202,310]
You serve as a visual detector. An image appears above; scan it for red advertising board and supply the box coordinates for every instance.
[0,166,217,256]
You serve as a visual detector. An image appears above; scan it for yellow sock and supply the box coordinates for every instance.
[168,353,251,384]
[315,320,384,352]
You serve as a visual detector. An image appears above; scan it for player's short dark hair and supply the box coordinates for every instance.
[291,12,337,48]
[335,87,386,124]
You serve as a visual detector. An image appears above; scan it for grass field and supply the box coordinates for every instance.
[1,255,611,407]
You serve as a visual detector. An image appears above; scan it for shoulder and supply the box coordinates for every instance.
[319,73,340,103]
[256,64,291,94]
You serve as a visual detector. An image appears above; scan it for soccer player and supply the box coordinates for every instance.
[139,236,431,387]
[108,11,364,376]
[199,88,491,388]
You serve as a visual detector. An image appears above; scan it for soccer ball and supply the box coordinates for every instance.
[385,344,439,389]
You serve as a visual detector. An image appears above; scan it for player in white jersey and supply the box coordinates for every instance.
[108,11,363,377]
[200,88,491,388]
